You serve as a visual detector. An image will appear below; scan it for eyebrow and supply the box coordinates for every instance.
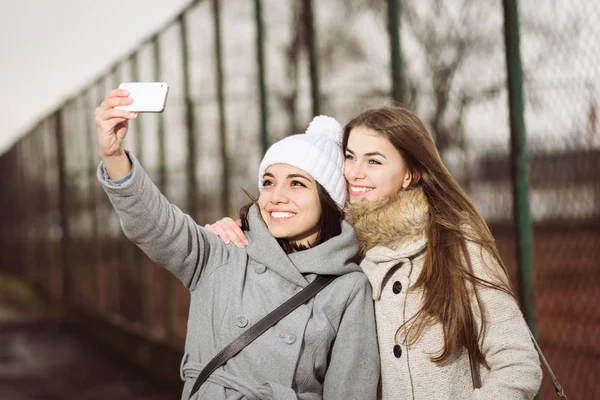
[346,148,387,159]
[263,172,312,182]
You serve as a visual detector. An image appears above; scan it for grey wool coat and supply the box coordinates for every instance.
[97,153,380,400]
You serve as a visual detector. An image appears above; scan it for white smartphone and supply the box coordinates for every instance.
[116,82,169,113]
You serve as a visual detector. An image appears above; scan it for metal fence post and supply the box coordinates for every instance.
[179,13,198,221]
[151,34,175,337]
[212,0,230,216]
[130,53,144,164]
[129,51,153,328]
[387,0,405,104]
[303,0,320,116]
[84,92,101,308]
[255,0,269,154]
[55,109,71,301]
[153,36,168,194]
[502,0,538,337]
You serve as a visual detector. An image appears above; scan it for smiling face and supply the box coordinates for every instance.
[258,164,322,247]
[344,126,412,203]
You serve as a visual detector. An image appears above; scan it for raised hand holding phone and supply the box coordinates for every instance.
[94,83,169,180]
[94,88,137,180]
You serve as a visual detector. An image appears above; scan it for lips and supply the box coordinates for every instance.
[349,185,374,197]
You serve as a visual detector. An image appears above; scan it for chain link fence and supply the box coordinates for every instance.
[0,0,597,397]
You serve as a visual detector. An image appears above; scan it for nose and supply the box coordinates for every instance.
[270,184,289,204]
[344,160,365,181]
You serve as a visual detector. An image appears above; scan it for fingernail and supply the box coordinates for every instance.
[123,90,130,95]
[243,240,249,246]
[129,112,137,118]
[235,242,243,249]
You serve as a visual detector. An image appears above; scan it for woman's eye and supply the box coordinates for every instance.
[291,180,306,187]
[344,154,355,161]
[369,159,382,165]
[262,179,274,187]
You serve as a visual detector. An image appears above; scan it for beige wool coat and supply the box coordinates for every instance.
[346,188,542,400]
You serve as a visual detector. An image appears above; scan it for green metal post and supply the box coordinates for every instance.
[83,92,101,307]
[17,144,28,281]
[152,35,174,337]
[130,53,144,164]
[35,126,50,296]
[55,109,71,300]
[153,36,168,194]
[387,0,405,104]
[179,14,198,220]
[95,80,108,312]
[255,0,269,154]
[27,133,38,286]
[130,52,153,328]
[110,65,126,317]
[69,103,83,303]
[303,0,320,116]
[111,65,120,87]
[212,0,230,216]
[502,0,537,337]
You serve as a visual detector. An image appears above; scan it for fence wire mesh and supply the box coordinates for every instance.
[0,0,598,398]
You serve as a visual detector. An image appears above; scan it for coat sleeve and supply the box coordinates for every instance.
[97,151,229,290]
[467,242,543,400]
[322,274,380,400]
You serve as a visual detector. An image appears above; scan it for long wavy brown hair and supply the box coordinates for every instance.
[343,105,515,366]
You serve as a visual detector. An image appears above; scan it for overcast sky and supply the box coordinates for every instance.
[0,0,191,155]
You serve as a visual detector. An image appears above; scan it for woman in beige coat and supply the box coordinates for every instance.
[210,106,542,399]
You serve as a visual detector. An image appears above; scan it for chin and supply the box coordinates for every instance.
[350,194,375,203]
[268,228,288,238]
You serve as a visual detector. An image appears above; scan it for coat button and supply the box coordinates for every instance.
[254,264,267,274]
[284,334,296,344]
[392,281,402,294]
[393,344,402,358]
[236,316,248,328]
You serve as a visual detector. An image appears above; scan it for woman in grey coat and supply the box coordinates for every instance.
[94,88,380,400]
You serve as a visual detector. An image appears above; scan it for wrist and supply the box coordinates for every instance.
[99,147,126,160]
[102,150,132,181]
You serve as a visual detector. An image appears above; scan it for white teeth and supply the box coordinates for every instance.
[271,212,295,219]
[350,186,373,193]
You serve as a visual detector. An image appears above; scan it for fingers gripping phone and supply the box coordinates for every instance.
[116,82,169,113]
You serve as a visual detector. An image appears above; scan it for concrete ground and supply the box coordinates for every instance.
[0,278,180,400]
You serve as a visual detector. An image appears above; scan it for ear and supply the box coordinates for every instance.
[401,170,412,189]
[402,170,420,189]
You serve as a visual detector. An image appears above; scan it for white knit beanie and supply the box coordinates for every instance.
[257,115,346,208]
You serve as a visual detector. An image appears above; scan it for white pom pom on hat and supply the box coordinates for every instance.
[305,115,343,145]
[257,115,347,208]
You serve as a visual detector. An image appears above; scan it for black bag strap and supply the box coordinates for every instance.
[189,274,336,399]
[529,330,567,399]
[470,328,567,399]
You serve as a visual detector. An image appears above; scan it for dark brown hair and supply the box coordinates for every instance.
[239,182,342,254]
[343,105,514,366]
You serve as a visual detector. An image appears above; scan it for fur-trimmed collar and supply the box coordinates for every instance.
[345,187,429,254]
